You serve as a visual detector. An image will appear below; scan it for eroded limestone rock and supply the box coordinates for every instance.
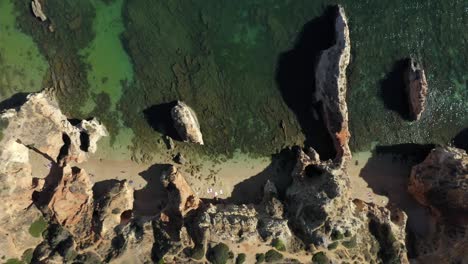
[47,166,95,247]
[0,91,107,164]
[405,58,428,121]
[408,146,467,264]
[315,5,351,166]
[160,165,201,222]
[171,101,204,145]
[409,146,467,214]
[0,140,43,260]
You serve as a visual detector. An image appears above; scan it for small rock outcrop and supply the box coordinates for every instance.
[31,0,47,21]
[404,58,428,121]
[315,5,351,166]
[0,91,107,164]
[408,146,467,263]
[171,101,204,145]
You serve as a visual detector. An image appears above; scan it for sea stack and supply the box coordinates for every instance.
[314,5,351,166]
[405,58,428,121]
[171,101,204,145]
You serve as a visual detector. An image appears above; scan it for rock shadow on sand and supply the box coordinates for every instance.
[133,164,170,217]
[359,143,435,256]
[275,6,337,160]
[143,102,182,142]
[224,148,296,205]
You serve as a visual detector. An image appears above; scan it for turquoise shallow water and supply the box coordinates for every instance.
[1,0,467,161]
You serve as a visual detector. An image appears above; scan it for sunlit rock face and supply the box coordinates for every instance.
[0,91,107,165]
[408,146,468,264]
[0,140,43,260]
[404,58,428,121]
[315,5,351,166]
[171,101,204,145]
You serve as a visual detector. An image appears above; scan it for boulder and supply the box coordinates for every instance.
[31,0,47,21]
[171,101,204,145]
[315,5,351,166]
[405,58,428,121]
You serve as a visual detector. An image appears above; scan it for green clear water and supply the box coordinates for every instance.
[3,0,467,162]
[80,0,133,113]
[0,0,47,99]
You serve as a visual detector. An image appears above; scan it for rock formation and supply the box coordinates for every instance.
[31,0,47,21]
[0,140,43,260]
[408,147,468,264]
[409,146,467,215]
[47,166,95,247]
[160,165,201,222]
[315,5,351,166]
[404,58,428,121]
[171,101,204,145]
[0,91,107,165]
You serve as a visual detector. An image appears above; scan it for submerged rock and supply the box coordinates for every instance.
[171,101,204,145]
[31,0,47,21]
[404,58,428,121]
[315,5,351,166]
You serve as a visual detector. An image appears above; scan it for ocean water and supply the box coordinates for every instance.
[0,0,47,99]
[1,0,467,162]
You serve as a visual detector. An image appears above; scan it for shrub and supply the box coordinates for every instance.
[342,236,357,249]
[236,253,246,264]
[29,217,48,238]
[207,243,230,264]
[331,230,344,241]
[312,252,329,264]
[327,242,339,250]
[256,253,265,263]
[271,238,286,251]
[21,248,34,264]
[190,245,205,260]
[265,250,283,262]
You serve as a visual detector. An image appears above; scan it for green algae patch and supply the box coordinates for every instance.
[28,216,47,238]
[0,0,47,99]
[80,0,133,113]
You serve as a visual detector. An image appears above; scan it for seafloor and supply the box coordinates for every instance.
[0,0,466,163]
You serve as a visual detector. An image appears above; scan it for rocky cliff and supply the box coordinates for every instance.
[408,146,467,264]
[315,5,351,166]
